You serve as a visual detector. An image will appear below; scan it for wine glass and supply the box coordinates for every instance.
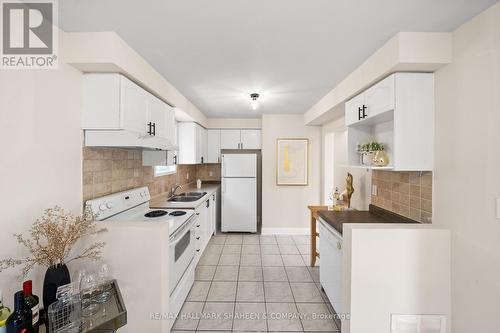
[80,271,100,317]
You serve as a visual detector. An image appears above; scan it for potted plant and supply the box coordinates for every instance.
[0,206,107,312]
[370,141,389,166]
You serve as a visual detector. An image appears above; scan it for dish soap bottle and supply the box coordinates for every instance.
[0,290,12,333]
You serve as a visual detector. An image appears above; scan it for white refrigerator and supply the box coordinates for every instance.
[221,153,257,233]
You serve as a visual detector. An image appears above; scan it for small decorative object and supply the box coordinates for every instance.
[372,148,389,167]
[276,138,309,186]
[0,207,107,316]
[357,141,388,167]
[344,173,355,208]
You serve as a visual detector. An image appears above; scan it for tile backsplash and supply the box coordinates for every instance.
[82,147,218,202]
[196,164,221,181]
[371,170,432,223]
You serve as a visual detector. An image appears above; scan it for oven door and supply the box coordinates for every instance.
[169,215,196,294]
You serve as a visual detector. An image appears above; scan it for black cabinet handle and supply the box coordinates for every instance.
[358,107,362,121]
[201,157,204,164]
[147,122,152,135]
[173,155,177,165]
[152,123,156,136]
[206,200,209,208]
[196,236,200,240]
[196,249,200,252]
[196,224,200,227]
[362,105,367,119]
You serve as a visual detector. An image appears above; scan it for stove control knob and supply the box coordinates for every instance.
[99,203,107,211]
[106,202,113,209]
[140,191,146,197]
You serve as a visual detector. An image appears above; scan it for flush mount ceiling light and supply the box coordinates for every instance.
[250,93,260,110]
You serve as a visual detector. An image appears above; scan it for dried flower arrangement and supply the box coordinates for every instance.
[0,206,107,279]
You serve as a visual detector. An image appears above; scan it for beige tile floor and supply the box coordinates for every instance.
[172,234,341,332]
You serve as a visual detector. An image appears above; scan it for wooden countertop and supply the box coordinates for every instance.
[317,205,418,235]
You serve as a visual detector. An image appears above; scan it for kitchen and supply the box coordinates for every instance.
[1,1,500,333]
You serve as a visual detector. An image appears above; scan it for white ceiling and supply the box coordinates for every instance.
[59,0,498,118]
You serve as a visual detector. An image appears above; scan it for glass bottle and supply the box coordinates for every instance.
[5,291,32,333]
[23,281,39,333]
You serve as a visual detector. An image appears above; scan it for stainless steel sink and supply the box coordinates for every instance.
[167,192,207,202]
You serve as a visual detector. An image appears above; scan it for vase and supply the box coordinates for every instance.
[43,264,70,324]
[372,150,389,167]
[361,152,373,166]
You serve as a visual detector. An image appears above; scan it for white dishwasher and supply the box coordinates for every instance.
[318,217,343,314]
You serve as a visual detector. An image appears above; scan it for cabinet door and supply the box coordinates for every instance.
[207,129,221,163]
[363,74,395,119]
[164,105,176,146]
[345,93,364,126]
[240,130,261,149]
[196,125,207,164]
[177,122,197,164]
[147,95,167,139]
[220,130,241,149]
[82,74,121,129]
[120,77,148,135]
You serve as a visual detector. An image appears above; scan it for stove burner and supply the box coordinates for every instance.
[145,210,168,218]
[170,211,187,217]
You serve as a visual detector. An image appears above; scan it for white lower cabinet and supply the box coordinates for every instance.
[318,218,343,314]
[193,197,215,265]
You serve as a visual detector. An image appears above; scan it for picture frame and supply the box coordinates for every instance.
[276,138,309,186]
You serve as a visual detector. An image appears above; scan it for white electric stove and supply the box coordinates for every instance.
[86,186,194,236]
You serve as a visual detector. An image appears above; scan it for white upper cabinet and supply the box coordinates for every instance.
[345,93,364,126]
[240,130,261,149]
[220,130,241,149]
[147,94,167,138]
[180,126,261,164]
[363,74,395,119]
[82,73,177,150]
[345,75,395,126]
[345,73,434,171]
[120,76,149,135]
[219,129,261,150]
[207,129,221,163]
[178,122,207,164]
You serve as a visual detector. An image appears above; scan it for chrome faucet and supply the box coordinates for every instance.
[171,184,183,197]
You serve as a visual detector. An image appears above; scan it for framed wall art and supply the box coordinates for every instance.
[276,138,309,186]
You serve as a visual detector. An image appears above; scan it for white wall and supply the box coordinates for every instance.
[321,119,371,210]
[433,3,500,332]
[0,59,83,306]
[261,114,321,234]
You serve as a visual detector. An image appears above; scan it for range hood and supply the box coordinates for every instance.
[84,130,178,151]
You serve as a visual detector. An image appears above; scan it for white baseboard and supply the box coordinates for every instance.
[261,227,310,235]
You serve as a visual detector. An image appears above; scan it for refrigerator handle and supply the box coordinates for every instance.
[221,155,225,177]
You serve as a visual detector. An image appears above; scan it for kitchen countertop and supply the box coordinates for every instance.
[317,204,418,235]
[150,182,220,209]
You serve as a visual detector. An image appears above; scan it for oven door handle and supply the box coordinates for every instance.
[169,214,197,243]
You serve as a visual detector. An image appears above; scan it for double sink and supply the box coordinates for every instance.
[167,191,207,202]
